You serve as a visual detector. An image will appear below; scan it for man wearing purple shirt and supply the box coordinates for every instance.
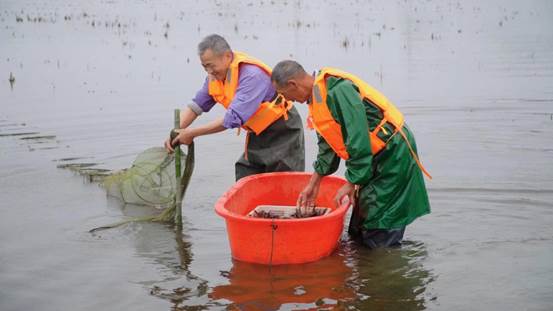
[166,34,304,180]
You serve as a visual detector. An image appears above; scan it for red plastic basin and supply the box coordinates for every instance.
[215,172,350,265]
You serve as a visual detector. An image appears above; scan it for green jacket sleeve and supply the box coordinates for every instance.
[326,77,373,185]
[313,132,341,176]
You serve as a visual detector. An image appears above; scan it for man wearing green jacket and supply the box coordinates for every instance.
[271,60,431,248]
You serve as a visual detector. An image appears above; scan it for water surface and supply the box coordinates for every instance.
[1,0,552,310]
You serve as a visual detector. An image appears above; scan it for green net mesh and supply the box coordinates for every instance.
[103,147,181,208]
[90,144,194,232]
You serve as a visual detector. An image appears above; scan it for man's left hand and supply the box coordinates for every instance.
[334,182,356,208]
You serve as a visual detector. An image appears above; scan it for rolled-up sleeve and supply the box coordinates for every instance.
[222,65,275,129]
[191,77,216,114]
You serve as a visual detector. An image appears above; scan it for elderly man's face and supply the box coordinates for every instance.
[200,49,232,81]
[274,80,310,104]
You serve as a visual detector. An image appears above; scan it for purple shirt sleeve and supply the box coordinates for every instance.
[192,77,216,112]
[222,64,276,129]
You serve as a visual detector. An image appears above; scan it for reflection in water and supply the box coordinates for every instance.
[97,200,432,310]
[174,226,193,272]
[209,240,434,310]
[126,222,209,310]
[349,240,435,311]
[210,251,355,310]
[149,226,211,310]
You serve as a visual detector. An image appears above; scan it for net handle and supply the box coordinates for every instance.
[174,109,183,226]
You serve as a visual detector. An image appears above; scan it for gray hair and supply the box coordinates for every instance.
[271,60,307,87]
[197,34,232,56]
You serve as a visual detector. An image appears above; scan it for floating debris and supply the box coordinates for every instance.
[54,157,91,162]
[9,72,15,89]
[19,135,56,140]
[342,37,350,49]
[0,131,39,137]
[79,168,113,183]
[56,158,112,182]
[56,162,98,170]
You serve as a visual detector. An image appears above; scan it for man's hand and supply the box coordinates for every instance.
[297,183,318,208]
[163,106,201,153]
[164,129,194,153]
[171,129,195,147]
[164,136,175,153]
[334,182,356,208]
[296,173,323,217]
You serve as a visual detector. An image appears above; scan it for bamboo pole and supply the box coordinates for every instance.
[174,109,183,226]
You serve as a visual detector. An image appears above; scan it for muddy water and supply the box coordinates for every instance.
[1,0,552,310]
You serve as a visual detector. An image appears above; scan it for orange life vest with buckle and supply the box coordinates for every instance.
[208,51,292,135]
[309,67,432,179]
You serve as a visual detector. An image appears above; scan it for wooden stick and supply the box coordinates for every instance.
[174,109,183,226]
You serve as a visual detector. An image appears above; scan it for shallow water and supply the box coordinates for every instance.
[1,0,552,310]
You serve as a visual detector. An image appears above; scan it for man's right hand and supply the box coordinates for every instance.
[164,106,201,153]
[296,173,323,210]
[297,184,318,209]
[164,137,175,153]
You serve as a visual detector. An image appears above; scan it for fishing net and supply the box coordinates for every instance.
[91,143,194,232]
[103,147,180,208]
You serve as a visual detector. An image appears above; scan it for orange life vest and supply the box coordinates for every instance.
[309,67,432,179]
[208,51,292,135]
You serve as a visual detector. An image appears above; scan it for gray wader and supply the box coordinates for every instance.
[235,105,305,181]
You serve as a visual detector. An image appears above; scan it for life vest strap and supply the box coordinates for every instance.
[374,118,388,135]
[282,99,290,121]
[370,116,431,179]
[244,131,250,161]
[397,128,432,180]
